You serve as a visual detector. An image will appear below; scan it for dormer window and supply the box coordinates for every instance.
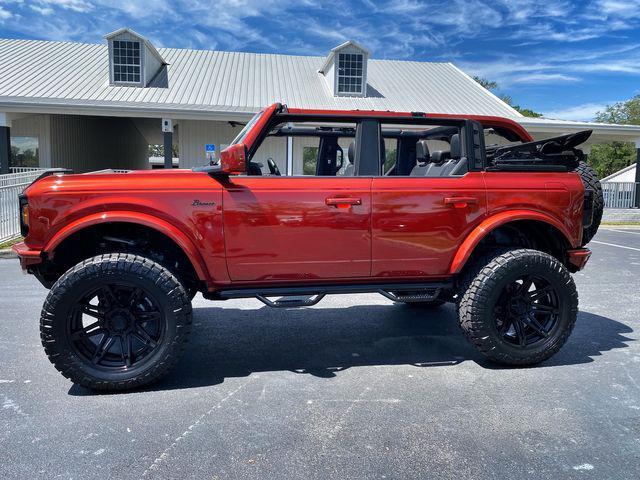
[112,40,141,83]
[337,53,364,94]
[105,28,167,88]
[319,40,369,98]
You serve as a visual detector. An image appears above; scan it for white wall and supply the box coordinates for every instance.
[179,120,239,168]
[603,165,636,183]
[11,114,52,167]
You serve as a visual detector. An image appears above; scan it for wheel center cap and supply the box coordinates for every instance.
[509,298,529,316]
[106,309,132,333]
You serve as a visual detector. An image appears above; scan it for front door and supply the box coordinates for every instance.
[222,177,372,282]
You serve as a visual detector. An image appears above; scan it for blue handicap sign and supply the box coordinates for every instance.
[205,143,215,152]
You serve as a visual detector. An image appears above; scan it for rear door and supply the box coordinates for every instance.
[370,121,487,278]
[371,175,486,277]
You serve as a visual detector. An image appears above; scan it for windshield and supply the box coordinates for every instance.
[231,110,264,145]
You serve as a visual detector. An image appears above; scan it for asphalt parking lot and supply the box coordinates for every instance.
[1,228,640,479]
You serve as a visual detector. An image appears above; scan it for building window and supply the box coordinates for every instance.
[337,53,364,94]
[303,146,319,175]
[10,136,39,167]
[113,40,141,83]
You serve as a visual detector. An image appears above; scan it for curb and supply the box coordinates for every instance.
[0,248,17,259]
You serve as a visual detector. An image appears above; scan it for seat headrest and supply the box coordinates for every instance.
[430,151,448,163]
[450,134,461,159]
[348,141,355,165]
[416,140,430,162]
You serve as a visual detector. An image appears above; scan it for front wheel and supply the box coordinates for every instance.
[458,249,578,365]
[40,253,192,391]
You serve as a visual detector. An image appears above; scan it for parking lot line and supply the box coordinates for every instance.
[591,240,640,252]
[603,228,640,235]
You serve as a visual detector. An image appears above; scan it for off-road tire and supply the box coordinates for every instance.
[574,161,603,245]
[40,253,192,391]
[457,248,578,365]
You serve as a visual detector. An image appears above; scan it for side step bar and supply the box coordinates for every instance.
[205,282,451,309]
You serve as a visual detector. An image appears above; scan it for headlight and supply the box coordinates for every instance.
[18,194,29,236]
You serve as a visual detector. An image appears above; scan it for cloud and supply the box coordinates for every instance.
[597,0,640,16]
[543,102,616,121]
[0,7,12,20]
[35,0,93,13]
[510,73,581,84]
[30,5,54,15]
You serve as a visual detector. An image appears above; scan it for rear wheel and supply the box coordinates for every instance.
[458,249,578,365]
[40,253,192,391]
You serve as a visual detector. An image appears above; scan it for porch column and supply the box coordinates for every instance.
[162,118,173,169]
[635,140,640,208]
[286,136,293,175]
[0,113,10,174]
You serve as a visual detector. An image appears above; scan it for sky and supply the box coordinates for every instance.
[0,0,639,121]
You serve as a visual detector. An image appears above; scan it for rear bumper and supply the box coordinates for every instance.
[12,242,43,270]
[567,247,591,271]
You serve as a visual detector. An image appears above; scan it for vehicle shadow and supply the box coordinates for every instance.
[68,303,633,395]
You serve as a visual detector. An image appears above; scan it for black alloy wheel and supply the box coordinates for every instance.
[41,253,192,391]
[493,274,560,347]
[68,283,165,370]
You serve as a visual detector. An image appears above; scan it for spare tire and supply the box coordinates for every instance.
[574,161,603,245]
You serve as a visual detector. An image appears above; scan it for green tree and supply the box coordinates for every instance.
[472,76,498,90]
[586,96,640,178]
[303,146,318,175]
[472,77,542,118]
[148,144,179,158]
[587,142,635,179]
[595,95,640,125]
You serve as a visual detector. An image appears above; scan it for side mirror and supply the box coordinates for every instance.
[218,144,247,175]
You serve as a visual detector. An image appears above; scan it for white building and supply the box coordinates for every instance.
[602,164,637,183]
[1,28,640,174]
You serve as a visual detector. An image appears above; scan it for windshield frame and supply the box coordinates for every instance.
[230,110,264,146]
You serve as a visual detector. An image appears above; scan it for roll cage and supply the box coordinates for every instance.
[248,110,488,176]
[236,104,537,177]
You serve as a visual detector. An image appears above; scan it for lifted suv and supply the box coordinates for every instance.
[14,104,602,391]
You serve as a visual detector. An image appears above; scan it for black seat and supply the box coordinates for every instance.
[450,133,461,159]
[248,162,263,175]
[424,134,465,177]
[410,140,431,176]
[430,150,450,163]
[343,142,355,176]
[444,133,468,175]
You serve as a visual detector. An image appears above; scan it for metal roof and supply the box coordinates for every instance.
[518,117,640,143]
[0,38,522,120]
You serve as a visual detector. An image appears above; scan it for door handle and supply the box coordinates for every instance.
[325,196,362,208]
[444,196,478,209]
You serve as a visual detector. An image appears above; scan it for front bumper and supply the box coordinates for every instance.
[12,242,43,271]
[567,247,591,271]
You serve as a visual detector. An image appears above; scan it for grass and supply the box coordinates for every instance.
[0,236,22,249]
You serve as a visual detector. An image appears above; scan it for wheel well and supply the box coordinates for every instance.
[38,222,202,292]
[466,220,571,269]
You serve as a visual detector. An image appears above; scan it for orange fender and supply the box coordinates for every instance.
[44,211,210,282]
[449,210,575,274]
